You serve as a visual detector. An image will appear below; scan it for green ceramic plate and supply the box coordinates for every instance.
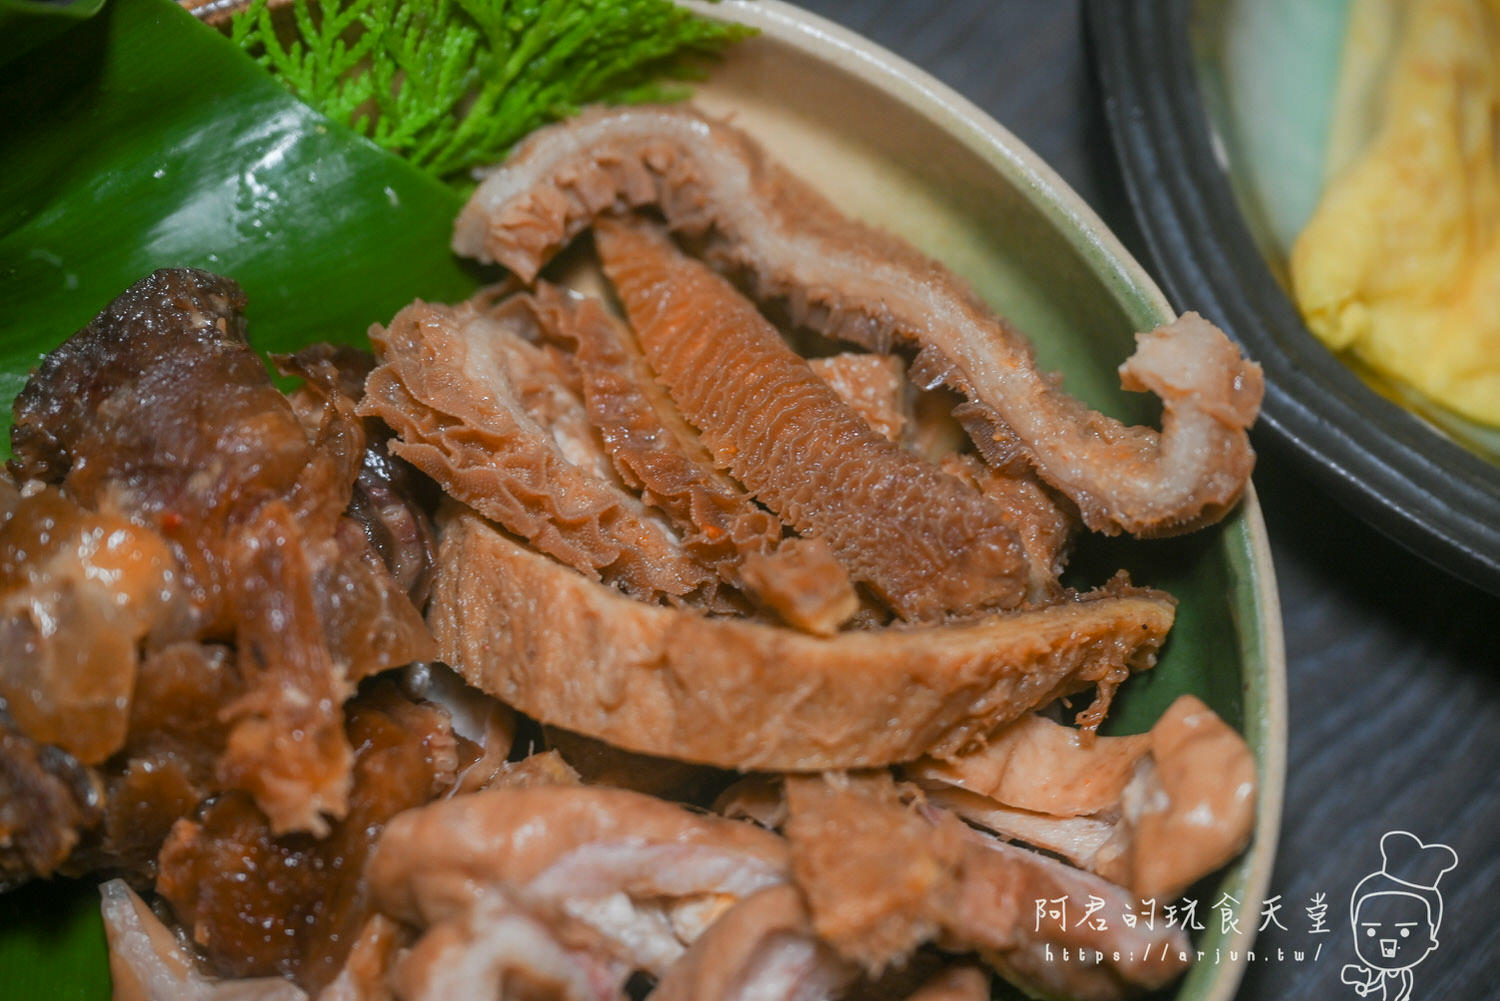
[0,2,1286,999]
[677,5,1285,999]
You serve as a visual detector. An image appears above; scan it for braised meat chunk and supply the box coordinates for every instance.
[0,268,435,901]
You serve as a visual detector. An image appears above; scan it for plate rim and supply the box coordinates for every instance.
[689,4,1288,999]
[1084,0,1500,599]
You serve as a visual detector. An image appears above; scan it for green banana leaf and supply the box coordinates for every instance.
[1,0,480,995]
[0,0,482,456]
[0,0,107,69]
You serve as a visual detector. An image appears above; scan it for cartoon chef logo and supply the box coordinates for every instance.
[1340,831,1457,1001]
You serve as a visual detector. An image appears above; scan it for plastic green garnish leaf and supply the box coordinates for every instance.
[228,0,754,183]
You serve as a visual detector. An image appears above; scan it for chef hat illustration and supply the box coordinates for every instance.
[1350,831,1459,932]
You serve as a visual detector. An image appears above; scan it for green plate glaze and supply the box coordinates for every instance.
[0,2,1286,999]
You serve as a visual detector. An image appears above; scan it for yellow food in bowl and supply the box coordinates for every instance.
[1291,0,1500,428]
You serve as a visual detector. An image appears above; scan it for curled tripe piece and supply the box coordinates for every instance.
[454,104,1264,537]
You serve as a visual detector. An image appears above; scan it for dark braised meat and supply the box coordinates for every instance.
[0,268,435,896]
[274,343,439,607]
[0,488,183,766]
[9,269,342,636]
[156,680,459,990]
[70,642,241,883]
[0,712,102,890]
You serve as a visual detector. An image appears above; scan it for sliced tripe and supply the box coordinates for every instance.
[524,283,780,568]
[738,535,859,636]
[521,283,856,633]
[359,297,711,603]
[940,453,1076,603]
[455,104,1262,538]
[596,216,1030,621]
[428,509,1175,770]
[805,352,1076,603]
[808,353,1075,604]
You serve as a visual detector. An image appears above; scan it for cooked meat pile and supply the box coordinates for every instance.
[0,105,1265,1001]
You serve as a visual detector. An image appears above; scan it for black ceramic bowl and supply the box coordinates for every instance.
[1086,0,1500,597]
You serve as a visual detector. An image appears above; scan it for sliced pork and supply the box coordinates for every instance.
[597,217,1029,620]
[454,105,1261,537]
[1121,695,1257,901]
[907,711,1152,817]
[368,786,790,977]
[429,510,1176,769]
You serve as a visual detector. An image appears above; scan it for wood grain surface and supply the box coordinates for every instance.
[790,1,1500,998]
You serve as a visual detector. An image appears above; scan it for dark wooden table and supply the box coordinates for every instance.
[792,2,1500,998]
